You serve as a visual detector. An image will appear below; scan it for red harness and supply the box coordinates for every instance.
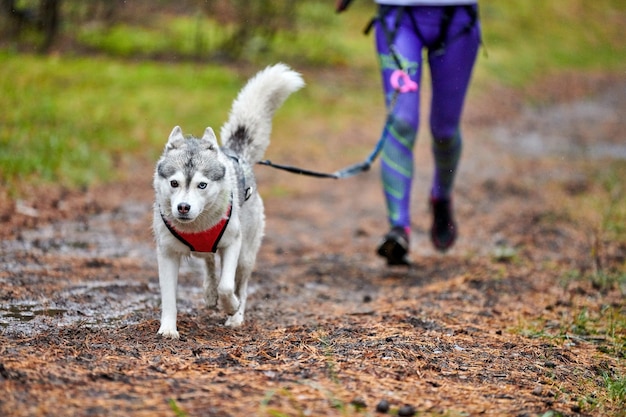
[161,203,232,253]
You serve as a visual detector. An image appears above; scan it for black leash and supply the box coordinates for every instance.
[257,160,340,179]
[258,147,382,180]
[258,78,404,180]
[258,93,396,180]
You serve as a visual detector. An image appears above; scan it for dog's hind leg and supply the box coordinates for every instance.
[203,254,219,309]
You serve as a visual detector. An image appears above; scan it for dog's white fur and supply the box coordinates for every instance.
[153,64,304,338]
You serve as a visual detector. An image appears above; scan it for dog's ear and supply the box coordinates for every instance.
[165,126,185,151]
[201,127,219,150]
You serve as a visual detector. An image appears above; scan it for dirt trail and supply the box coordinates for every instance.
[1,75,625,416]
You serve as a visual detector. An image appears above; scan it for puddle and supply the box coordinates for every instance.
[0,280,161,336]
[3,210,154,261]
[2,303,67,322]
[0,202,165,336]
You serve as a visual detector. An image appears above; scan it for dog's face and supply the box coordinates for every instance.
[155,126,226,223]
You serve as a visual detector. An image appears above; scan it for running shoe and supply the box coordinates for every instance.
[377,226,410,266]
[430,197,457,252]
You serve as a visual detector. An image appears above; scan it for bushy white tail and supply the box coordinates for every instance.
[221,63,304,164]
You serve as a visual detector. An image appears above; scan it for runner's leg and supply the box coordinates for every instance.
[428,6,480,199]
[375,7,423,231]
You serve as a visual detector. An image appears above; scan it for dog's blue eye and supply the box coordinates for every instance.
[170,180,179,188]
[198,182,207,189]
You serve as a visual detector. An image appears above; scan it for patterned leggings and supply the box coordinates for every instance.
[375,5,481,229]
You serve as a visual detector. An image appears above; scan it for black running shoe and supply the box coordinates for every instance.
[430,197,457,252]
[377,226,410,266]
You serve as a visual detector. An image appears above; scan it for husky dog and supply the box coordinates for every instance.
[153,64,304,338]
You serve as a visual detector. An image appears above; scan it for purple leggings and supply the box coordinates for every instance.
[375,5,480,229]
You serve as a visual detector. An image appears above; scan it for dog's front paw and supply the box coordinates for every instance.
[157,325,180,339]
[225,312,244,328]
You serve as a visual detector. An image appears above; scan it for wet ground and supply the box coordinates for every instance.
[1,74,625,416]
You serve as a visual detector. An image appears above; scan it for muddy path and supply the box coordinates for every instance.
[1,75,625,416]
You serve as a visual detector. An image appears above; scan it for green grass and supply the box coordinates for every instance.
[76,15,236,60]
[596,162,626,241]
[603,373,626,410]
[559,160,626,291]
[513,302,626,413]
[0,53,240,189]
[1,0,625,192]
[168,398,189,417]
[577,372,626,413]
[475,0,626,87]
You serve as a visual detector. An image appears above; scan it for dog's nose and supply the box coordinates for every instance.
[177,203,191,214]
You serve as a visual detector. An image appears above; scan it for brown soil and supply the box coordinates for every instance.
[1,72,625,417]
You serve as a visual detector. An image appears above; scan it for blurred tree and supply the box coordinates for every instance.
[204,0,296,60]
[39,0,59,51]
[0,0,298,60]
[0,0,60,52]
